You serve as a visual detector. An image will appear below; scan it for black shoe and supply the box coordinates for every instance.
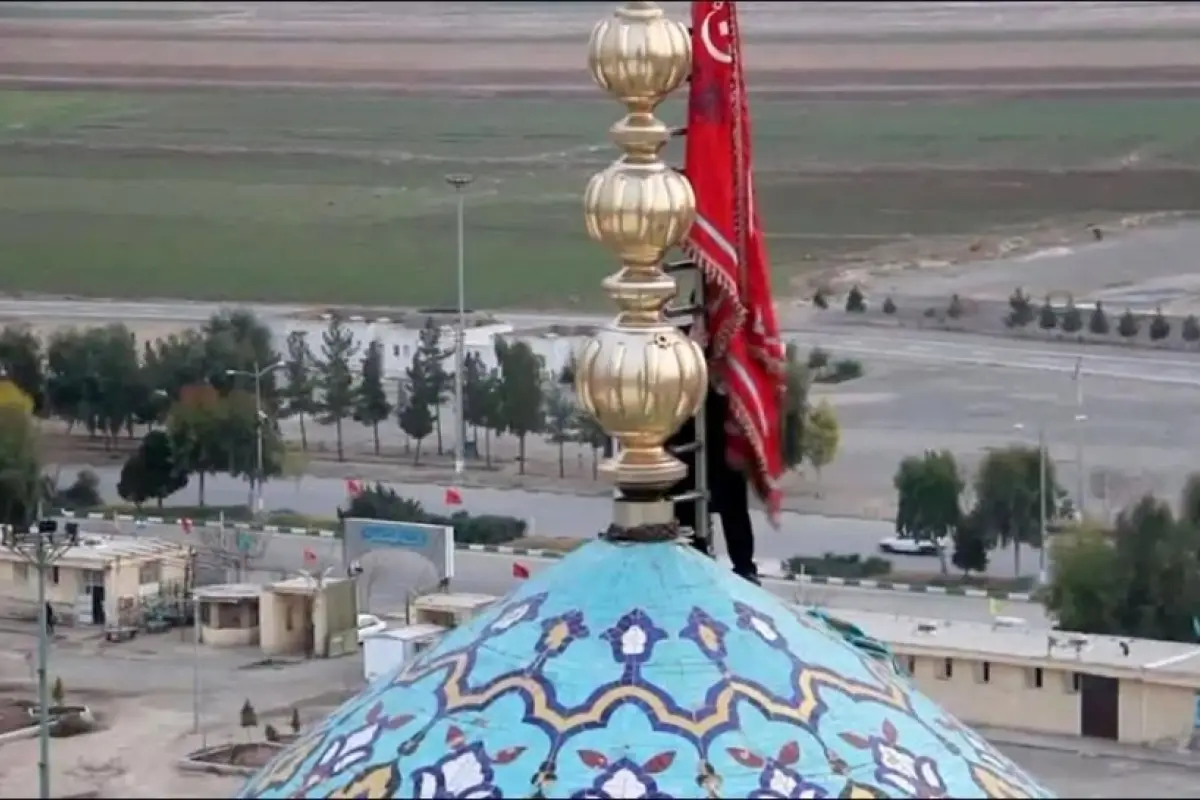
[734,569,761,586]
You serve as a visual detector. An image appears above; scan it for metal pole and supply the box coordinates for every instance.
[191,552,201,735]
[35,531,50,800]
[1038,426,1048,584]
[446,173,473,476]
[1074,360,1085,514]
[254,361,265,517]
[693,276,710,552]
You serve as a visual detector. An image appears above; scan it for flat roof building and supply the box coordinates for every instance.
[829,607,1200,745]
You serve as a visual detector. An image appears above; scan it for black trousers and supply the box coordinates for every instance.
[668,391,758,579]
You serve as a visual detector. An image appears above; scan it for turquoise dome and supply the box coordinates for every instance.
[238,540,1053,798]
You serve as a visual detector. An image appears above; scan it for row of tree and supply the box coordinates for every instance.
[894,446,1200,644]
[1005,289,1197,340]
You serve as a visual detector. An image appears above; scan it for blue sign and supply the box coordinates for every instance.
[360,522,431,550]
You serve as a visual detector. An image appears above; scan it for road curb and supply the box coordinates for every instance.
[59,511,1034,602]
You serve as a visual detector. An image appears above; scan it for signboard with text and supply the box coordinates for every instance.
[342,518,454,581]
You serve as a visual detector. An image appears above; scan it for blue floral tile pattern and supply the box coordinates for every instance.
[237,540,1055,799]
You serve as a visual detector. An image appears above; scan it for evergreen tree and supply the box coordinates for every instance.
[415,318,451,455]
[315,315,360,462]
[544,384,578,478]
[462,352,491,456]
[1088,302,1110,335]
[1060,302,1083,334]
[400,351,435,464]
[281,331,317,452]
[495,339,544,474]
[1117,308,1139,339]
[353,340,393,455]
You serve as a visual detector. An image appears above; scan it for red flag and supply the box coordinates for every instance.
[512,562,530,580]
[180,517,193,535]
[684,0,785,520]
[444,487,463,506]
[303,547,317,564]
[345,478,364,498]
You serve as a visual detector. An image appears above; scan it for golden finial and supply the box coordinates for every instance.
[576,1,706,525]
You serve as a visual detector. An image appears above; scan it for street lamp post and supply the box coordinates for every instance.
[1072,357,1086,514]
[446,173,474,476]
[1012,422,1048,583]
[226,360,283,517]
[4,507,71,800]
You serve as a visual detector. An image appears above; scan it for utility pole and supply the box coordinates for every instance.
[1038,426,1048,585]
[1072,357,1086,514]
[4,509,73,800]
[227,360,283,517]
[446,173,474,477]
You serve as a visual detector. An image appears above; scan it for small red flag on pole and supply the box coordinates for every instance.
[346,478,364,498]
[444,487,463,506]
[303,547,318,565]
[180,518,193,535]
[512,562,530,580]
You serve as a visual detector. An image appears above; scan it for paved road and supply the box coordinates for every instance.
[69,516,1049,627]
[797,327,1200,385]
[61,464,1053,576]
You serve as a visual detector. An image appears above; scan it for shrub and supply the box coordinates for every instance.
[343,483,527,545]
[1060,303,1083,334]
[947,294,964,320]
[1088,302,1110,335]
[1038,301,1058,330]
[845,285,866,313]
[1149,308,1171,341]
[882,296,897,315]
[784,552,892,580]
[1183,314,1200,343]
[51,470,102,511]
[832,359,864,382]
[807,347,830,372]
[812,289,829,309]
[1117,309,1139,338]
[1006,287,1033,327]
[51,677,64,706]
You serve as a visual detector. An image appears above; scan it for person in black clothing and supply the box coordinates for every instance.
[44,602,56,637]
[667,336,759,584]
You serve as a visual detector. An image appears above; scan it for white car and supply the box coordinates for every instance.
[878,536,948,556]
[357,613,387,644]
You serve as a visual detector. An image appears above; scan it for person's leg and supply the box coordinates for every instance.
[718,470,759,583]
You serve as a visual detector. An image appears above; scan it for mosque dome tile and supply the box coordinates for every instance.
[237,540,1054,799]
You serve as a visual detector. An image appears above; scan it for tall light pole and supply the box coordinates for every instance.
[4,508,71,800]
[226,360,283,516]
[446,173,474,476]
[1072,357,1087,514]
[1013,422,1048,584]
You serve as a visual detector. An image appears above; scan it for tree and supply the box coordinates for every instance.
[415,318,451,455]
[1006,288,1033,328]
[1044,494,1200,642]
[0,326,45,415]
[845,286,866,313]
[51,677,64,707]
[203,309,280,411]
[85,324,142,445]
[1060,302,1083,334]
[480,370,507,468]
[462,352,491,456]
[117,451,153,510]
[803,400,839,485]
[946,294,964,320]
[1037,299,1057,330]
[219,389,284,493]
[574,409,608,479]
[167,384,225,506]
[557,353,578,386]
[399,352,435,465]
[353,340,392,456]
[52,469,101,510]
[1117,308,1139,339]
[314,315,360,461]
[951,508,990,576]
[1088,302,1109,335]
[780,343,810,469]
[495,339,544,474]
[0,380,41,528]
[44,329,90,431]
[280,332,318,452]
[544,385,577,478]
[127,430,187,509]
[812,289,829,310]
[1183,314,1200,344]
[882,297,897,315]
[893,450,963,574]
[972,445,1058,578]
[1149,307,1171,341]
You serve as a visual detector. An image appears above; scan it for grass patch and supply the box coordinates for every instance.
[1,88,1198,307]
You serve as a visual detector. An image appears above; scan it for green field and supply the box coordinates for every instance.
[1,88,1199,308]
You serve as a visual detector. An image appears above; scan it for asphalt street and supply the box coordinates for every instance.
[68,516,1049,626]
[59,464,1052,576]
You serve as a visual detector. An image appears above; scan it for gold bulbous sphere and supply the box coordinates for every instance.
[575,324,706,490]
[587,2,691,109]
[583,161,695,269]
